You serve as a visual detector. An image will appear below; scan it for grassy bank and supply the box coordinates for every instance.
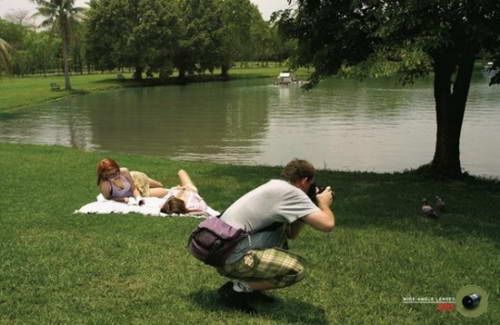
[0,143,498,323]
[0,66,294,113]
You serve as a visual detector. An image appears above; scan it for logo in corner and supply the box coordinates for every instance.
[456,285,488,318]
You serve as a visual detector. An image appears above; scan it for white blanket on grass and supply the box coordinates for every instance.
[74,194,219,218]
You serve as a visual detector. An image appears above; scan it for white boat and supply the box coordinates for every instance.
[275,72,296,85]
[483,61,498,79]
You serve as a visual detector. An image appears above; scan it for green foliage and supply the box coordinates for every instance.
[137,0,181,71]
[0,143,499,323]
[174,0,223,77]
[86,0,181,79]
[216,0,256,75]
[340,45,433,84]
[0,18,64,76]
[85,0,286,79]
[280,0,500,85]
[11,31,61,76]
[85,0,130,70]
[0,37,12,72]
[0,18,26,72]
[32,0,86,90]
[3,1,291,80]
[0,18,26,49]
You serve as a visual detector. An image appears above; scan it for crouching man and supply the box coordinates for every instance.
[216,159,336,312]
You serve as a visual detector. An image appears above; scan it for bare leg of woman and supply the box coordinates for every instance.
[149,187,168,198]
[178,169,198,192]
[148,178,164,188]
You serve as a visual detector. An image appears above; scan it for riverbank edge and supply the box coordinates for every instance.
[1,142,498,184]
[0,67,294,113]
[0,82,123,114]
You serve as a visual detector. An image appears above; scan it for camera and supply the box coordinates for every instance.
[307,182,328,205]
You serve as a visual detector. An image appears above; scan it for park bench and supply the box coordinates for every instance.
[116,73,125,81]
[50,82,61,91]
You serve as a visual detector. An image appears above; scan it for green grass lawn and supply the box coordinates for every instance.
[0,73,126,112]
[0,143,498,324]
[0,65,299,113]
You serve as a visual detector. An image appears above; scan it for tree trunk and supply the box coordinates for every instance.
[429,54,475,177]
[61,17,72,91]
[221,63,230,80]
[178,67,186,80]
[133,66,143,80]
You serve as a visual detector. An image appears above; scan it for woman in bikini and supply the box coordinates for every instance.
[97,158,167,204]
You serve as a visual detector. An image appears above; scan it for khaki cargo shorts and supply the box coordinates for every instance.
[217,248,305,289]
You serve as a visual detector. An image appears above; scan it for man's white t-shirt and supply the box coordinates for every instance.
[220,179,319,263]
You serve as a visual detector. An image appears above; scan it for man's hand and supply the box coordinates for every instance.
[316,186,334,207]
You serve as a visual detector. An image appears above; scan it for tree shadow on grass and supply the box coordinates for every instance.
[188,289,329,324]
[335,181,500,248]
[315,171,500,246]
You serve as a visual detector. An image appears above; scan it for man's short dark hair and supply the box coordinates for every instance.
[281,159,315,184]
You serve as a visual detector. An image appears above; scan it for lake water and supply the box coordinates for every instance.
[1,74,499,177]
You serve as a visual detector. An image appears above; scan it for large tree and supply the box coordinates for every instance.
[0,37,12,72]
[86,0,180,80]
[33,0,85,90]
[174,0,223,79]
[280,0,500,177]
[216,0,257,78]
[22,30,60,75]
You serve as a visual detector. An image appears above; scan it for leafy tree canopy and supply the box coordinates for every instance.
[0,18,27,49]
[280,0,500,87]
[86,0,181,79]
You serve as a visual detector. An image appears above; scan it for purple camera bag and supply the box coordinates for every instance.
[188,216,247,267]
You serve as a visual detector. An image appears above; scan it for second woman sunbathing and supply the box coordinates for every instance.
[161,169,209,215]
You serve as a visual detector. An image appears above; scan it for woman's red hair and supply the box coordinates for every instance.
[96,158,120,185]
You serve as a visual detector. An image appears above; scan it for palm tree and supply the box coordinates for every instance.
[0,37,12,72]
[32,0,85,90]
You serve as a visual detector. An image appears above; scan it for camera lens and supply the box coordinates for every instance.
[462,293,481,309]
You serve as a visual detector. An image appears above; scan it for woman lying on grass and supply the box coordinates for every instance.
[97,158,167,204]
[161,169,209,215]
[97,159,212,215]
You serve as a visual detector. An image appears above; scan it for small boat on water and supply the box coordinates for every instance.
[275,71,296,85]
[483,61,499,79]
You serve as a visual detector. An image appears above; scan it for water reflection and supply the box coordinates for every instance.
[86,81,271,161]
[0,75,499,177]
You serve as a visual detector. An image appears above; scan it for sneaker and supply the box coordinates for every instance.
[217,281,256,313]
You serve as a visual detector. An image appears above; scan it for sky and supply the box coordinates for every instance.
[0,0,293,22]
